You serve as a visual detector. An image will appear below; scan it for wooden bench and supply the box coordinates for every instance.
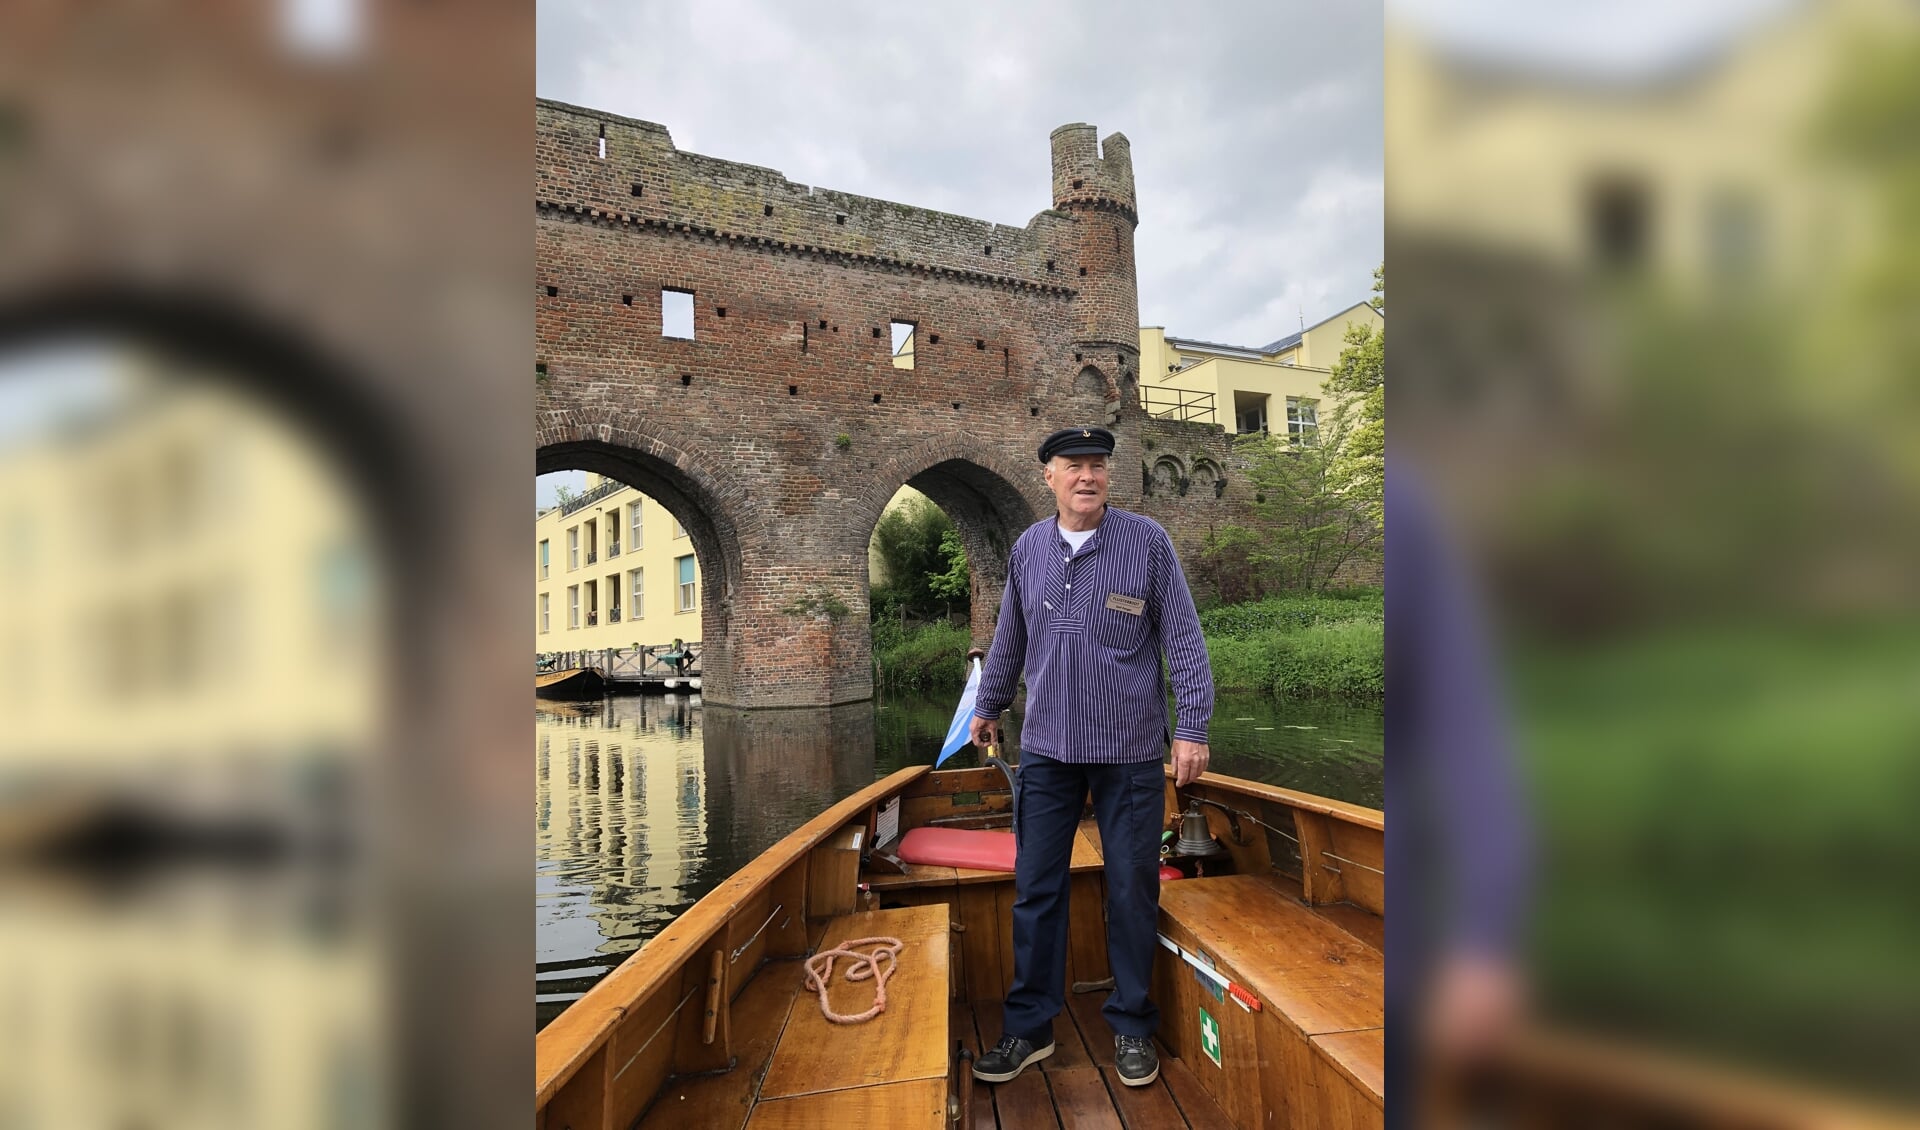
[748,904,951,1128]
[861,821,1112,1001]
[1154,874,1384,1129]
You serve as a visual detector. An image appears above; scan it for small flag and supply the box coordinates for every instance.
[937,657,983,766]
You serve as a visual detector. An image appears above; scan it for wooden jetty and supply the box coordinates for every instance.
[537,644,702,696]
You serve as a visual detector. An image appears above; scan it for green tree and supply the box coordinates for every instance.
[927,528,972,606]
[1229,411,1383,593]
[1323,264,1385,526]
[1195,524,1269,605]
[870,495,967,620]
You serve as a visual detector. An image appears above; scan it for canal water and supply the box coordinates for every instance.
[535,689,1382,1028]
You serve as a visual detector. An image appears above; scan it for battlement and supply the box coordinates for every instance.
[1049,123,1137,221]
[535,99,1084,291]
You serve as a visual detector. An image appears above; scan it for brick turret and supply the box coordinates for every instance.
[1050,123,1141,420]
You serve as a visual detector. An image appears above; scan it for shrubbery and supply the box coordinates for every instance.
[1199,589,1382,638]
[871,589,1383,701]
[1208,619,1383,700]
[872,620,972,691]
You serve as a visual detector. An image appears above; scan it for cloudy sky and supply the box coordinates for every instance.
[536,0,1383,352]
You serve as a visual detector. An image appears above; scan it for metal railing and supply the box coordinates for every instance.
[1140,386,1218,425]
[558,477,626,517]
[536,643,704,680]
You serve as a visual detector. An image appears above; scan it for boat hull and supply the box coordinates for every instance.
[534,667,605,700]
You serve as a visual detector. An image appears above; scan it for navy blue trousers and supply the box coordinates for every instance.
[1002,750,1165,1045]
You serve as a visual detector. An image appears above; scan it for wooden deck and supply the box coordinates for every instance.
[639,965,1232,1130]
[955,992,1234,1130]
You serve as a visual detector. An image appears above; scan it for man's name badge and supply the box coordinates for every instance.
[1105,593,1146,616]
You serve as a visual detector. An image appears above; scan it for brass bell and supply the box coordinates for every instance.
[1172,800,1223,857]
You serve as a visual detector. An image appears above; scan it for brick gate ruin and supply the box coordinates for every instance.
[535,99,1239,707]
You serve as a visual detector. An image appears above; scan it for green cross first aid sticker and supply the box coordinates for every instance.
[1198,1006,1222,1068]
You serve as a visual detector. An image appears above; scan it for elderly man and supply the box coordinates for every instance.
[969,425,1214,1088]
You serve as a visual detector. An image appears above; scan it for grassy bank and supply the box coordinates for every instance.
[871,588,1384,702]
[1201,589,1383,701]
[1514,621,1920,1101]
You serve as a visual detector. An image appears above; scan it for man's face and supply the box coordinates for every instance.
[1045,453,1110,521]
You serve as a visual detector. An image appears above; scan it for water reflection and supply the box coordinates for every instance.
[534,694,877,1027]
[535,689,1381,1025]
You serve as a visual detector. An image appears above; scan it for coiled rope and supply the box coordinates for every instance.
[803,936,904,1024]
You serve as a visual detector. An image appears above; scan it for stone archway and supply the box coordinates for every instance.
[536,413,753,706]
[856,440,1051,653]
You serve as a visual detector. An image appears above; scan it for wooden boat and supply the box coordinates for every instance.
[536,667,606,701]
[534,761,1384,1129]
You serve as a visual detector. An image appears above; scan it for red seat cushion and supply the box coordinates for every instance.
[896,827,1016,872]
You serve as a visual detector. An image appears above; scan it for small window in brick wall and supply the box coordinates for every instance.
[890,322,915,370]
[662,289,694,339]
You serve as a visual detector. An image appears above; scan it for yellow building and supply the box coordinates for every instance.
[0,355,388,1130]
[1,365,381,778]
[1137,301,1383,438]
[1385,0,1907,292]
[534,473,703,654]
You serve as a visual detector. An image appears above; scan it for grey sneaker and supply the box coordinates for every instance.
[1114,1034,1159,1086]
[972,1033,1055,1083]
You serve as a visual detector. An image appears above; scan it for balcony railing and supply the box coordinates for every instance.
[1140,387,1218,425]
[586,611,598,626]
[585,551,597,565]
[608,543,620,557]
[558,477,626,517]
[609,608,621,623]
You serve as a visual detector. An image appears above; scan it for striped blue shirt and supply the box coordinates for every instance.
[973,507,1214,764]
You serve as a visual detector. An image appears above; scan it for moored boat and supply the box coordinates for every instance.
[535,667,606,701]
[534,760,1384,1128]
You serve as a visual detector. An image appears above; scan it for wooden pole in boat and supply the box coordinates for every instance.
[703,948,724,1044]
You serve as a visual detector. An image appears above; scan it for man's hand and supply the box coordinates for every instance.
[969,716,1002,752]
[1171,739,1210,786]
[1424,952,1525,1065]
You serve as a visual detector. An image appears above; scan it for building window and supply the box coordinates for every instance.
[585,579,598,626]
[1286,397,1318,445]
[607,573,621,622]
[567,585,580,629]
[607,515,620,557]
[567,527,579,571]
[891,321,915,370]
[584,518,597,565]
[1705,187,1762,283]
[538,593,550,634]
[677,555,696,612]
[1235,394,1269,436]
[629,568,644,618]
[1587,174,1651,270]
[538,539,549,580]
[673,517,687,540]
[630,503,643,550]
[662,289,694,339]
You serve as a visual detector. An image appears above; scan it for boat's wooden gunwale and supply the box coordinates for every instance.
[1169,766,1385,831]
[535,763,930,1107]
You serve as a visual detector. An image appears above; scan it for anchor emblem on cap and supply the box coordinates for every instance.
[1081,430,1090,437]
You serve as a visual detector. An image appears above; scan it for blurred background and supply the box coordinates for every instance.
[0,2,528,1129]
[1387,0,1920,1122]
